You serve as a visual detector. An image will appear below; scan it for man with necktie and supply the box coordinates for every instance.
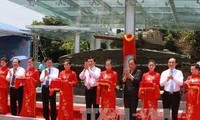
[79,56,101,120]
[40,58,59,120]
[160,58,184,120]
[6,58,26,116]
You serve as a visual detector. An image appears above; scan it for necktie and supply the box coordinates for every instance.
[11,68,17,86]
[169,70,174,94]
[86,73,91,89]
[86,68,93,89]
[45,69,51,87]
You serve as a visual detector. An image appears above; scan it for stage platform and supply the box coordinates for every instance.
[0,95,187,120]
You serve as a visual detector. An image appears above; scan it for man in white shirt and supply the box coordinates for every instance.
[160,58,184,120]
[40,58,59,120]
[6,58,26,116]
[79,56,101,120]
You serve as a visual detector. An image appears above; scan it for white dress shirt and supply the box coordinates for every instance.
[79,66,101,89]
[160,68,184,92]
[6,67,26,87]
[40,67,59,86]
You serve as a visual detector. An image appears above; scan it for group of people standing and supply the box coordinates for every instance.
[123,58,200,120]
[0,56,199,120]
[0,57,39,117]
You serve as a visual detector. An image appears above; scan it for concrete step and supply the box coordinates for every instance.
[0,114,44,120]
[73,95,186,110]
[36,87,187,111]
[36,87,187,110]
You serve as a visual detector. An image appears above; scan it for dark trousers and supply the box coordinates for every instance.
[162,91,181,120]
[42,86,57,120]
[10,86,24,116]
[85,86,99,120]
[124,94,138,120]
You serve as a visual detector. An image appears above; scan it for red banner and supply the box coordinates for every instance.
[123,34,136,69]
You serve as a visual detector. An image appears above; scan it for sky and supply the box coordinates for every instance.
[0,0,44,29]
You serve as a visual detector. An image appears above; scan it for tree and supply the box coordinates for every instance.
[32,16,89,62]
[190,31,200,62]
[32,16,69,25]
[162,29,200,63]
[163,30,180,53]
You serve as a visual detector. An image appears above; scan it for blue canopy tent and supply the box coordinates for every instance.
[0,22,31,69]
[0,22,30,37]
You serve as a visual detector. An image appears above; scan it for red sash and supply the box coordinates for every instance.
[49,79,61,96]
[96,80,112,104]
[139,82,160,99]
[14,78,26,89]
[187,83,200,104]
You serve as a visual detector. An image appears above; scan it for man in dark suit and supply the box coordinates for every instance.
[122,58,142,120]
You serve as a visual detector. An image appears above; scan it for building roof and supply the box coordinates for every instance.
[9,0,200,30]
